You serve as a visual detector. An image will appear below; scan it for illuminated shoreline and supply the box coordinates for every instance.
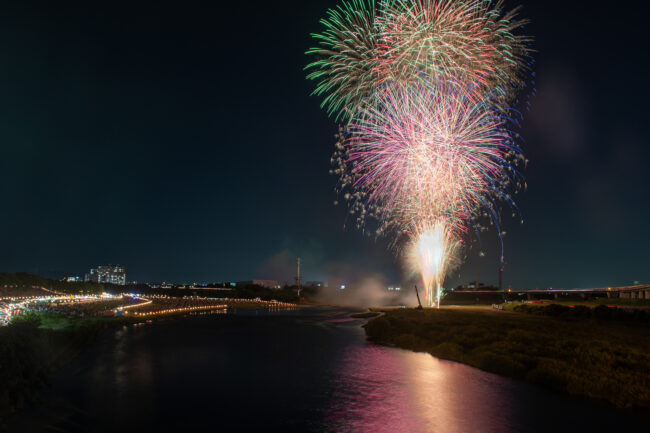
[1,293,299,326]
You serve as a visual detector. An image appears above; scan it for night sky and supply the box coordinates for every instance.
[2,0,649,289]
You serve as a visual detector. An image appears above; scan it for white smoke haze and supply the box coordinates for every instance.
[313,268,419,308]
[258,248,421,308]
[257,250,296,284]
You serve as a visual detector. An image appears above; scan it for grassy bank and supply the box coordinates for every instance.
[364,307,650,409]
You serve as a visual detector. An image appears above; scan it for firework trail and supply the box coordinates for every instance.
[306,0,532,306]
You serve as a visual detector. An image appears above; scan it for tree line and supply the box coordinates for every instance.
[0,272,104,295]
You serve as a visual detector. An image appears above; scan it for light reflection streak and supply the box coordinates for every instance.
[324,335,520,433]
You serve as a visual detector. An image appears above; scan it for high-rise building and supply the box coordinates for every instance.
[85,265,127,285]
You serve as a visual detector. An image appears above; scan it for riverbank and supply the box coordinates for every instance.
[364,307,650,410]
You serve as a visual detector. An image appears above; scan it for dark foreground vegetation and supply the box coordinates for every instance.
[365,307,650,409]
[0,313,109,429]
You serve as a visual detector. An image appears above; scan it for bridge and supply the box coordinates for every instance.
[446,284,650,302]
[514,285,650,300]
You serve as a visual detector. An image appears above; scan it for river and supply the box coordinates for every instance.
[10,307,646,432]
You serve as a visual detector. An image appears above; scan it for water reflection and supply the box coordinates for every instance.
[9,307,647,433]
[319,313,647,433]
[320,315,647,433]
[326,344,421,432]
[325,335,491,433]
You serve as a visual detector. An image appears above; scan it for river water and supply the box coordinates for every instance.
[11,307,646,432]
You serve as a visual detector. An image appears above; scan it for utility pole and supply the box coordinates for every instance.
[295,257,301,297]
[499,266,503,290]
[499,266,505,301]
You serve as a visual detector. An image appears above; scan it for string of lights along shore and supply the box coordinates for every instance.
[305,0,534,307]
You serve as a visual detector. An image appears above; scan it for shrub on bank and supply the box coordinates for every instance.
[365,317,392,341]
[431,342,464,362]
[526,358,569,392]
[472,350,527,378]
[395,333,423,351]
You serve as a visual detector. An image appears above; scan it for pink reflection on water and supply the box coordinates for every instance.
[325,344,421,432]
[405,353,520,433]
[325,341,519,433]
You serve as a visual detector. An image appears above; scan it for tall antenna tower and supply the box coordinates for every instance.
[296,257,302,297]
[499,266,503,291]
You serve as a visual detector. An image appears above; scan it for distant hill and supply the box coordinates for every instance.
[0,272,104,297]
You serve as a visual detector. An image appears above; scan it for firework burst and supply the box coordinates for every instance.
[341,79,522,240]
[307,0,532,306]
[305,0,380,121]
[378,0,532,102]
[306,0,532,121]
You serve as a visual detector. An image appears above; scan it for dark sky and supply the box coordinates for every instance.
[1,0,649,289]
